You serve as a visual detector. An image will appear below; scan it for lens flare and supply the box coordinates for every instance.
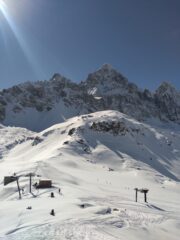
[0,0,6,14]
[0,0,42,78]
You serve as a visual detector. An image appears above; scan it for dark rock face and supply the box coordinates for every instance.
[0,95,7,121]
[31,136,44,146]
[0,65,180,130]
[0,102,6,121]
[68,128,76,136]
[154,82,180,122]
[90,121,128,136]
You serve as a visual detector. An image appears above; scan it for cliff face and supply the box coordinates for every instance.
[0,64,179,131]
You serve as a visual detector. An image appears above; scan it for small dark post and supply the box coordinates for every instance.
[140,188,149,203]
[143,189,149,203]
[144,192,147,202]
[29,173,32,193]
[51,192,54,198]
[50,209,55,216]
[16,177,21,199]
[134,188,138,202]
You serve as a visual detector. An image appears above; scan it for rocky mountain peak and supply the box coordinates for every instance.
[156,81,177,97]
[86,64,127,83]
[153,82,180,122]
[51,73,63,81]
[100,63,114,71]
[81,64,129,97]
[155,81,180,106]
[0,65,180,130]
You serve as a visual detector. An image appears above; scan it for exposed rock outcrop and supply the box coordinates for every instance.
[0,65,179,130]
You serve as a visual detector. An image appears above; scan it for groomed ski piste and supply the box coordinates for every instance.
[0,110,180,240]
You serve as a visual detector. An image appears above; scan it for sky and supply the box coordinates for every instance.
[0,0,179,91]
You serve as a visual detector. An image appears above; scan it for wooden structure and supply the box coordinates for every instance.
[13,172,39,196]
[36,179,52,188]
[134,188,149,203]
[4,176,16,186]
[3,173,51,199]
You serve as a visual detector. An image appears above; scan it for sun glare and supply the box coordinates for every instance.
[0,0,7,17]
[0,0,5,8]
[0,0,42,79]
[0,0,4,8]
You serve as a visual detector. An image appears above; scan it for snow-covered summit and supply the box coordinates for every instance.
[40,110,180,181]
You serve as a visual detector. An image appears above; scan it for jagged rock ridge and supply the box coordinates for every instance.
[0,64,180,131]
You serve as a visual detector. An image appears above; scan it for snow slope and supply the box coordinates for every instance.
[0,125,34,160]
[0,110,180,239]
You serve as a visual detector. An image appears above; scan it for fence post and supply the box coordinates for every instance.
[134,188,138,202]
[16,177,21,199]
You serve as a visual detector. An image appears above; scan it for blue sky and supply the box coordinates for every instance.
[0,0,179,90]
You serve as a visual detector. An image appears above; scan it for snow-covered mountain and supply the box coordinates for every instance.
[1,64,180,131]
[0,110,180,239]
[0,66,180,239]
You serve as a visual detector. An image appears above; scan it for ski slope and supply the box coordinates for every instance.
[0,110,180,240]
